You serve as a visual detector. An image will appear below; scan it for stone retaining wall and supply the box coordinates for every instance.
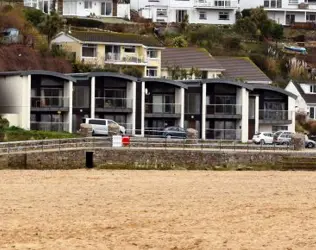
[0,148,314,170]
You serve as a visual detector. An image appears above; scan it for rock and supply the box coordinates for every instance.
[79,123,92,137]
[291,133,305,151]
[108,123,120,136]
[186,128,198,144]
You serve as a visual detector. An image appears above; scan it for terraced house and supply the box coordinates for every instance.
[51,31,164,77]
[0,70,296,142]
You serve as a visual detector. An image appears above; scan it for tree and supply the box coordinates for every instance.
[38,11,64,42]
[235,17,257,39]
[121,66,143,78]
[172,36,188,47]
[24,8,45,27]
[241,9,252,18]
[271,22,283,46]
[180,14,189,34]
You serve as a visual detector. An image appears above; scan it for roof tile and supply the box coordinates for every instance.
[69,31,163,47]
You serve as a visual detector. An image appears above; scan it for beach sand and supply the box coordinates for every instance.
[1,170,316,249]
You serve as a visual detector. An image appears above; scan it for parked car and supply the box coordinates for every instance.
[0,28,22,44]
[83,118,125,136]
[273,131,294,145]
[252,132,274,144]
[305,139,316,148]
[162,126,187,139]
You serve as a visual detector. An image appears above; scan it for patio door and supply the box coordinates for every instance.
[101,2,112,16]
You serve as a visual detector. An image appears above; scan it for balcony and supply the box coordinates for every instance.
[206,129,241,140]
[105,53,147,65]
[206,104,242,118]
[95,97,133,113]
[31,96,69,111]
[145,103,181,118]
[30,122,69,132]
[194,0,238,9]
[259,110,292,124]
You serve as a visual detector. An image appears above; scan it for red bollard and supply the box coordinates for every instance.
[122,136,130,147]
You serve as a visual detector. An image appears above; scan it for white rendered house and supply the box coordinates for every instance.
[135,0,238,24]
[24,0,131,19]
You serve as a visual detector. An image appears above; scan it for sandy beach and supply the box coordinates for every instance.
[1,170,316,249]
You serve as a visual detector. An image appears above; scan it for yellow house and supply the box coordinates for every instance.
[51,31,164,77]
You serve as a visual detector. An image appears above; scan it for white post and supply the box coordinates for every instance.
[180,87,185,128]
[90,76,95,118]
[68,81,73,133]
[141,81,145,137]
[132,81,136,135]
[23,75,31,130]
[240,88,249,143]
[201,83,206,140]
[255,95,259,134]
[288,96,296,133]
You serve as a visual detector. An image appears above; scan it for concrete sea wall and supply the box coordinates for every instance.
[0,148,316,170]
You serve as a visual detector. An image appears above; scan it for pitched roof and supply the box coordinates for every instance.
[161,47,224,70]
[293,82,316,103]
[64,31,163,47]
[214,57,272,84]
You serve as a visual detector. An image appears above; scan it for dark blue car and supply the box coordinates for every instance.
[162,126,187,139]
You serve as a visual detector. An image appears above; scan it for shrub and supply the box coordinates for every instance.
[23,8,45,27]
[172,35,188,47]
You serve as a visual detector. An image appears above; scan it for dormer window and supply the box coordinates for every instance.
[310,85,316,93]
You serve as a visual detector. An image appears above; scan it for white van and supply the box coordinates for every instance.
[83,118,126,136]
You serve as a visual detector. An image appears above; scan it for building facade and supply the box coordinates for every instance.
[136,0,238,24]
[0,71,296,142]
[51,31,164,78]
[24,0,131,19]
[286,80,316,119]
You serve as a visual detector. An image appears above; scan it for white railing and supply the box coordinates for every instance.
[194,0,238,8]
[206,129,241,140]
[105,53,146,64]
[145,103,181,114]
[95,97,133,109]
[31,96,69,108]
[259,110,292,121]
[30,122,69,132]
[206,104,242,115]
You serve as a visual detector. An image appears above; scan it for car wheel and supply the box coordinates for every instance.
[282,141,289,145]
[260,139,265,145]
[166,135,171,139]
[307,142,314,148]
[92,130,95,136]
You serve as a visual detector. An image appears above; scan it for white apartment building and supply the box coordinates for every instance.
[262,0,316,25]
[135,0,239,24]
[24,0,131,19]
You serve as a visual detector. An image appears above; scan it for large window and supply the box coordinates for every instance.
[147,49,158,58]
[73,86,90,108]
[310,85,316,93]
[307,14,316,22]
[176,10,187,23]
[84,1,92,9]
[199,11,207,20]
[310,107,316,119]
[82,44,96,57]
[157,9,167,17]
[219,11,229,20]
[124,46,136,53]
[146,67,158,77]
[185,93,201,114]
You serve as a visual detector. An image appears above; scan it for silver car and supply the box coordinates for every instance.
[273,131,294,145]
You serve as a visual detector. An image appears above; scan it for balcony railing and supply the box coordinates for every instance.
[145,103,181,114]
[30,122,69,132]
[194,0,238,8]
[206,129,241,140]
[105,53,146,64]
[95,98,133,110]
[206,104,242,115]
[31,96,69,108]
[259,110,291,121]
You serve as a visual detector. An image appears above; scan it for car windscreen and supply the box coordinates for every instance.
[89,119,105,125]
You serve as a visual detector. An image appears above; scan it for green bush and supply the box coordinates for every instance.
[66,17,104,29]
[24,8,45,27]
[3,127,79,141]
